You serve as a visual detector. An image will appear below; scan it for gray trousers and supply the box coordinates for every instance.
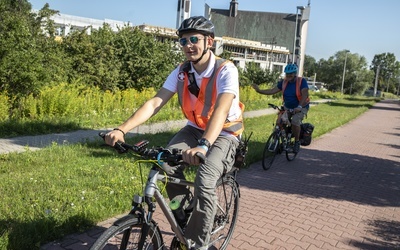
[165,125,239,247]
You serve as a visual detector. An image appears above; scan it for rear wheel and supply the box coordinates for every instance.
[262,132,279,170]
[210,174,240,250]
[89,215,163,250]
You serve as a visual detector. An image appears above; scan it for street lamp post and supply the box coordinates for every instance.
[374,65,380,97]
[341,50,350,94]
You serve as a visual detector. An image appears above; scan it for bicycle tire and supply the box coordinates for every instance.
[89,214,163,250]
[210,174,240,250]
[262,132,279,170]
[285,135,298,161]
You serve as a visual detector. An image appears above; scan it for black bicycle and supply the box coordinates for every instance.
[90,132,251,250]
[262,103,298,170]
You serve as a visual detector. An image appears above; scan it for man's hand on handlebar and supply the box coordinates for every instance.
[183,147,207,166]
[105,130,125,146]
[294,106,302,113]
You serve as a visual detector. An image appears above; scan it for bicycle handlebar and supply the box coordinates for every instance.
[99,132,205,165]
[268,103,294,113]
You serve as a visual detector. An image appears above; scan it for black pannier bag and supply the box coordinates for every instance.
[300,123,314,146]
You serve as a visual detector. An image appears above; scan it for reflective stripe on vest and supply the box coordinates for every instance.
[282,76,310,104]
[177,58,244,136]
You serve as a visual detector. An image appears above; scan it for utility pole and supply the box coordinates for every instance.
[341,50,350,94]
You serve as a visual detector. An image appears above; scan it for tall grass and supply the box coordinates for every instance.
[0,84,184,137]
[0,94,9,122]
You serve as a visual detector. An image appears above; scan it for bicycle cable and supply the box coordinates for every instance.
[134,158,169,195]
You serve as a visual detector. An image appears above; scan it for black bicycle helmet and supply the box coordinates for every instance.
[177,16,215,38]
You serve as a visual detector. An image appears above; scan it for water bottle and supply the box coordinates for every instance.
[169,198,186,227]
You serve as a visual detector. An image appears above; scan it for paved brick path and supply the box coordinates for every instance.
[231,99,400,249]
[7,99,400,249]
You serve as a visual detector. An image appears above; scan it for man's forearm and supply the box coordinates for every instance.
[256,88,272,95]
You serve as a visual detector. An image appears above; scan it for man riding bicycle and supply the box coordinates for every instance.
[252,63,309,153]
[105,16,244,250]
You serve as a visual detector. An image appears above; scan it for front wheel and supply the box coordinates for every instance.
[262,132,279,170]
[210,174,240,250]
[89,214,163,250]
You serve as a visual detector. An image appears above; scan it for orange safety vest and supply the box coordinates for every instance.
[177,58,245,136]
[282,77,310,104]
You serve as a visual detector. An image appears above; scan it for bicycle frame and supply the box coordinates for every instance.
[138,164,239,249]
[273,106,295,152]
[262,104,298,170]
[134,164,194,248]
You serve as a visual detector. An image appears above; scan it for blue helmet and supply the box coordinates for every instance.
[284,64,298,74]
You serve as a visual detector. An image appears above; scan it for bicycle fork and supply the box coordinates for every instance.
[268,128,280,152]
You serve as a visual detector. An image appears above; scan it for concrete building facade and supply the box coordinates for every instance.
[206,0,310,76]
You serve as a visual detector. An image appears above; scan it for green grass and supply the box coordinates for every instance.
[0,97,378,249]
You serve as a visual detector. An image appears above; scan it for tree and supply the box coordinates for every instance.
[312,50,372,94]
[61,24,184,92]
[302,55,317,78]
[61,25,121,90]
[239,62,280,87]
[112,27,183,91]
[0,0,66,99]
[371,53,400,93]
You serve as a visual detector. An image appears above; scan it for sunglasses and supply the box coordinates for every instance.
[179,36,205,46]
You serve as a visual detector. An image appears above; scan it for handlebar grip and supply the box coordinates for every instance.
[268,103,278,109]
[98,132,127,154]
[195,152,206,164]
[99,132,106,139]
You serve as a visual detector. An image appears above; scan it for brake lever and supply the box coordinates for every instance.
[114,141,128,154]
